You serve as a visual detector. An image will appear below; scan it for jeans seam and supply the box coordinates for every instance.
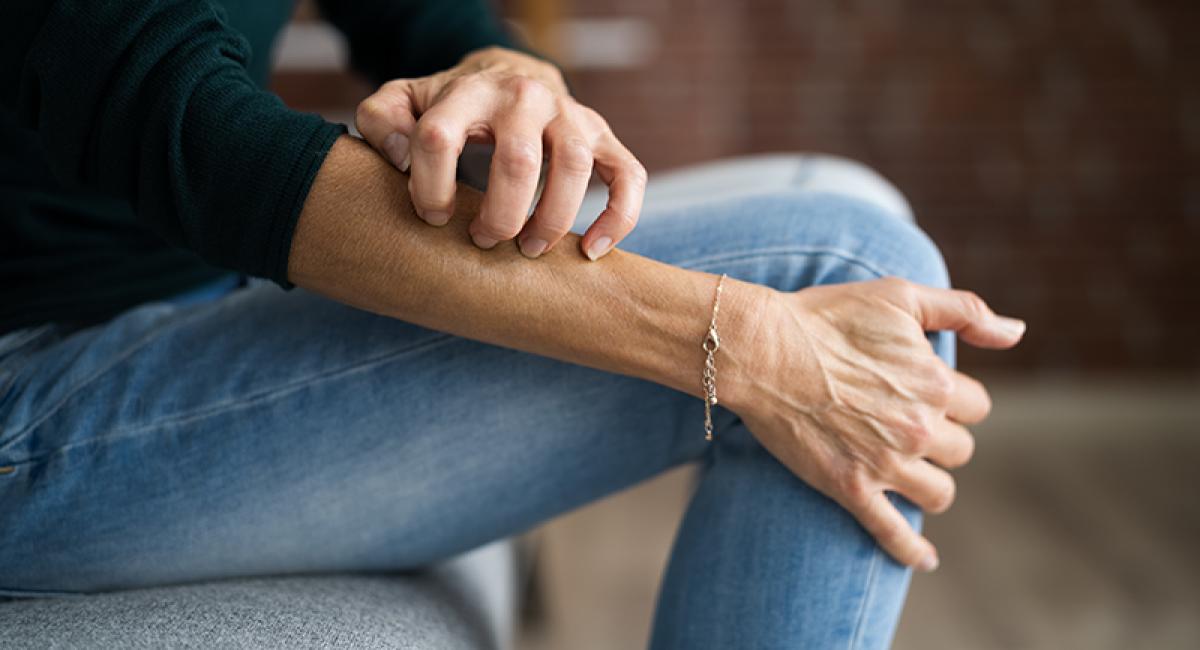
[848,545,884,650]
[1,306,213,453]
[3,332,457,467]
[676,244,893,280]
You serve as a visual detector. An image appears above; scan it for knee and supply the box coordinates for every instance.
[857,199,949,290]
[793,154,915,223]
[760,191,950,291]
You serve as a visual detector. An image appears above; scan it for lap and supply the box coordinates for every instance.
[0,187,946,594]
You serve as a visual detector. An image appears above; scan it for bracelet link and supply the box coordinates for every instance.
[701,273,728,441]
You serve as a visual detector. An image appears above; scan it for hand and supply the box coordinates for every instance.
[354,46,647,261]
[725,278,1026,571]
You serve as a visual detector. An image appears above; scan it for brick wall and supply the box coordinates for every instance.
[275,0,1200,374]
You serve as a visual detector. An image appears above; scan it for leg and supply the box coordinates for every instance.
[0,191,947,648]
[624,191,950,650]
[573,153,915,230]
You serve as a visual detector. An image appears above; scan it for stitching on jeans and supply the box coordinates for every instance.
[1,306,217,453]
[674,244,894,280]
[5,333,458,468]
[848,545,884,649]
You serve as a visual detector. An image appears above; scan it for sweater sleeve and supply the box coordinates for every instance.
[314,0,521,85]
[0,0,346,286]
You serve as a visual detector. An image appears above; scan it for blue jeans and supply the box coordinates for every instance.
[0,156,951,649]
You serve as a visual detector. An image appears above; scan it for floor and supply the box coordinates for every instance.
[516,377,1200,650]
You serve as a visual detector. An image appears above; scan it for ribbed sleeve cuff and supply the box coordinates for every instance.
[266,120,347,289]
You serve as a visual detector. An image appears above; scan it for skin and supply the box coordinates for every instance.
[289,136,1025,573]
[293,47,1026,573]
[354,46,645,261]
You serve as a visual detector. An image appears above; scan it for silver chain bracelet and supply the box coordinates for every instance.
[702,273,727,441]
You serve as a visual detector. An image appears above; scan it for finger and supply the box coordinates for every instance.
[518,118,594,258]
[925,417,976,469]
[904,284,1026,349]
[947,370,991,424]
[408,83,492,226]
[580,134,646,261]
[355,80,418,171]
[853,490,940,572]
[891,458,957,515]
[472,80,557,248]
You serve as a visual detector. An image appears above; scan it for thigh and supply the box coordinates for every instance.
[0,190,946,595]
[0,284,707,594]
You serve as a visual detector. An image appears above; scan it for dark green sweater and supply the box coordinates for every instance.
[0,0,517,334]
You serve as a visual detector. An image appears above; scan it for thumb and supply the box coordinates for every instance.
[902,282,1026,349]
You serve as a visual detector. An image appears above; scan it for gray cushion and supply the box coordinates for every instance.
[0,542,519,650]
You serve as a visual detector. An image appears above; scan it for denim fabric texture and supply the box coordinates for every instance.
[0,156,952,649]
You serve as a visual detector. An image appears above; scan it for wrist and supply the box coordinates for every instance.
[713,279,775,416]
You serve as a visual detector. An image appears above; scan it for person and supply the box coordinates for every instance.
[0,1,1024,647]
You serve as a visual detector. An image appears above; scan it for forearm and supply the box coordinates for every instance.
[288,136,766,406]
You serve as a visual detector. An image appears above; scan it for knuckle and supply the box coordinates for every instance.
[880,276,914,301]
[605,206,639,229]
[414,191,453,212]
[626,159,649,186]
[835,467,873,508]
[874,518,906,549]
[528,219,571,240]
[355,96,391,130]
[414,120,457,155]
[505,75,552,104]
[496,140,543,178]
[897,278,920,302]
[554,138,594,176]
[961,291,989,319]
[875,450,905,477]
[897,411,932,454]
[380,78,411,94]
[475,217,523,241]
[930,480,957,514]
[407,180,445,208]
[578,105,610,131]
[928,364,955,406]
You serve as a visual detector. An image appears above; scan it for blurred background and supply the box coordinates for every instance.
[272,1,1199,648]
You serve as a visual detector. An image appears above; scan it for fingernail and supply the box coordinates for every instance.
[424,211,450,227]
[519,237,548,258]
[586,236,613,261]
[383,133,410,172]
[472,234,499,249]
[917,553,940,573]
[994,316,1026,338]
